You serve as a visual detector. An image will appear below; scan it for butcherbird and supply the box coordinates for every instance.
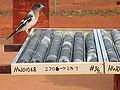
[6,3,44,39]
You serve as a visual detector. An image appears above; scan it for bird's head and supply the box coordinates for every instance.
[32,3,45,11]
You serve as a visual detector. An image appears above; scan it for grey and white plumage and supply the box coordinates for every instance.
[6,3,44,39]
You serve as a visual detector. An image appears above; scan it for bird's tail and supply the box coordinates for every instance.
[6,30,18,40]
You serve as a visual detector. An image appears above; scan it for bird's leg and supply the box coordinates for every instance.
[25,29,28,34]
[25,29,34,38]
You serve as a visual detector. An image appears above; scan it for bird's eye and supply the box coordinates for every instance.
[38,5,41,8]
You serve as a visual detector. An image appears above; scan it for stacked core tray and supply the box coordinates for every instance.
[11,28,120,75]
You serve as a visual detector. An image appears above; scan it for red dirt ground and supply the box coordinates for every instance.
[49,0,120,10]
[49,0,120,28]
[0,16,13,38]
[0,0,12,9]
[49,16,120,28]
[0,0,12,40]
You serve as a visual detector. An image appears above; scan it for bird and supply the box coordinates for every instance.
[6,3,45,39]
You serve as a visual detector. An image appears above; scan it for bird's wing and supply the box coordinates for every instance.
[16,13,33,31]
[6,13,33,39]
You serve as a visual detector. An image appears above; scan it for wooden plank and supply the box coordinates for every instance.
[0,66,11,73]
[117,1,120,5]
[0,52,17,73]
[0,45,4,52]
[0,74,114,90]
[4,44,22,52]
[114,75,120,90]
[0,52,16,65]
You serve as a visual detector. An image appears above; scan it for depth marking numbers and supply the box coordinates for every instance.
[45,66,79,72]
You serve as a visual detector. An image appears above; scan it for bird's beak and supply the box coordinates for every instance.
[41,4,45,9]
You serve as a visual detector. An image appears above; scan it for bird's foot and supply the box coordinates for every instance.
[28,32,35,38]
